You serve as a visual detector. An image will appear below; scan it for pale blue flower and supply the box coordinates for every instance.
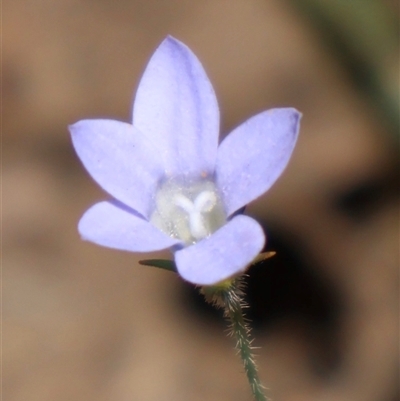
[69,36,300,285]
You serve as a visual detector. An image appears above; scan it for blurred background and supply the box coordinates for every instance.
[4,0,399,400]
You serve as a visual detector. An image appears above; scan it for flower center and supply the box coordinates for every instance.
[150,178,226,245]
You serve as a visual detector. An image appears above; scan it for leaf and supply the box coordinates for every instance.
[139,258,177,273]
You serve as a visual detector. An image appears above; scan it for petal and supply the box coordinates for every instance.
[174,215,265,285]
[78,200,181,252]
[70,119,163,218]
[133,36,219,177]
[216,108,301,216]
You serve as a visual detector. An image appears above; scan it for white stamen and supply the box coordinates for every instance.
[194,191,217,212]
[150,178,226,244]
[174,194,195,214]
[189,211,208,239]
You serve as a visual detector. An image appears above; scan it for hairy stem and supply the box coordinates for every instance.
[202,279,268,400]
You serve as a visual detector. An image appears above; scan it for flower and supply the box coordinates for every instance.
[69,36,301,286]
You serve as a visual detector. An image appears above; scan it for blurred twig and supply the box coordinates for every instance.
[290,0,399,138]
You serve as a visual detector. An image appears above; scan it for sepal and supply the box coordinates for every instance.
[251,251,276,265]
[139,258,177,273]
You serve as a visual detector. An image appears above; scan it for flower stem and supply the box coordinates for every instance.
[202,280,268,400]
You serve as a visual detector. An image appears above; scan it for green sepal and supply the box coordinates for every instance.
[251,251,276,265]
[138,258,177,273]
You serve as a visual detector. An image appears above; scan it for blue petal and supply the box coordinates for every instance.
[174,215,265,285]
[78,201,181,252]
[216,108,301,216]
[133,36,219,178]
[70,119,163,219]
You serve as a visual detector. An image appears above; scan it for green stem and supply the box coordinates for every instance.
[202,280,268,400]
[223,284,268,401]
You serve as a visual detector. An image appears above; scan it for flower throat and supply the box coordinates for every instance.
[150,178,226,245]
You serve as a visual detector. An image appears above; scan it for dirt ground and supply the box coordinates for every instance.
[4,1,399,400]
